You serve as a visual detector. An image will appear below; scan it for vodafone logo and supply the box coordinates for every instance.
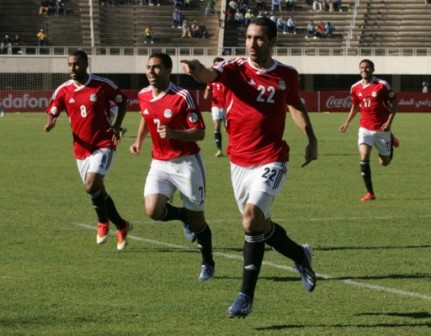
[326,95,352,109]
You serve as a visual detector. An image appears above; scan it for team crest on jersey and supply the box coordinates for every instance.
[69,98,75,103]
[90,94,97,102]
[143,109,149,115]
[188,112,199,123]
[372,91,377,97]
[164,109,173,118]
[115,94,123,103]
[278,80,286,90]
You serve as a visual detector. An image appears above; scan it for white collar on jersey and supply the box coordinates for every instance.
[247,58,277,74]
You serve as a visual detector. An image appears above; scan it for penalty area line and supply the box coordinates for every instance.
[73,222,431,302]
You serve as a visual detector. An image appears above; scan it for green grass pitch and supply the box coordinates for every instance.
[0,112,430,336]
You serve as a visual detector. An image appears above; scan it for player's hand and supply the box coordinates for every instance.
[301,141,318,168]
[157,125,174,140]
[44,116,56,132]
[109,127,121,145]
[339,123,348,133]
[129,143,141,155]
[180,60,202,77]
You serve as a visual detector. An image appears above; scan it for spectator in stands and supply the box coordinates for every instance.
[228,0,239,11]
[234,9,244,25]
[316,21,326,38]
[312,0,323,11]
[285,0,296,11]
[276,15,287,33]
[181,19,192,38]
[55,0,66,16]
[183,0,191,10]
[287,16,297,34]
[191,21,200,37]
[12,34,23,55]
[198,22,208,38]
[325,21,335,37]
[37,29,48,46]
[175,0,185,10]
[271,0,282,12]
[333,0,342,11]
[39,0,50,15]
[144,26,154,44]
[172,9,184,28]
[205,0,216,15]
[269,12,277,23]
[1,35,12,54]
[149,0,161,6]
[422,82,429,93]
[244,8,254,26]
[305,20,316,39]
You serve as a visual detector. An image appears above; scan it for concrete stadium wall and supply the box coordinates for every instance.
[1,55,431,75]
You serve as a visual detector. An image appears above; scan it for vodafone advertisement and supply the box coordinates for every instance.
[1,90,431,113]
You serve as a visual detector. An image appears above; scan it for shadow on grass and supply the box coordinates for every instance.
[318,244,431,251]
[323,273,431,281]
[255,321,431,331]
[357,311,431,319]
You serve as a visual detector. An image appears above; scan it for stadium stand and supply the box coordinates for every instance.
[0,0,431,50]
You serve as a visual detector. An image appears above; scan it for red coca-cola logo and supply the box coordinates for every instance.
[326,95,352,108]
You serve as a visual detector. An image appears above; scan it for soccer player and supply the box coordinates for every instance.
[44,50,132,251]
[339,59,399,202]
[182,17,318,317]
[203,57,226,157]
[129,53,215,281]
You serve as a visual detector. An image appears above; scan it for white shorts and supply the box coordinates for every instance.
[358,127,392,156]
[231,161,288,218]
[211,106,226,121]
[76,148,116,183]
[144,153,206,211]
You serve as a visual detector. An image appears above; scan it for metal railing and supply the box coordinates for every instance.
[3,45,431,57]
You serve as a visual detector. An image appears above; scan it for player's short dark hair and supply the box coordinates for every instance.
[69,49,88,64]
[250,17,277,40]
[213,57,224,64]
[360,59,374,70]
[149,52,173,70]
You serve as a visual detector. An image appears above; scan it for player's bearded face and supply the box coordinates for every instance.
[68,56,88,82]
[245,24,273,65]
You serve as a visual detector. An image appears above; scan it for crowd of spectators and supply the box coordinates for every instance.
[310,0,342,12]
[1,34,23,54]
[39,0,66,16]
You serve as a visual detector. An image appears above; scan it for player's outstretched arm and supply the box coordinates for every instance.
[181,60,218,83]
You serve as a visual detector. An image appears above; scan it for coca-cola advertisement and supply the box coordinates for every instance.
[1,90,430,113]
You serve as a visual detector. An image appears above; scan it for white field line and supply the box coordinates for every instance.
[74,222,431,302]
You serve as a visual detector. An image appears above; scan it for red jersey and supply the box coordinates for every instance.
[213,57,301,166]
[138,82,205,161]
[47,74,126,159]
[206,82,226,108]
[351,77,397,131]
